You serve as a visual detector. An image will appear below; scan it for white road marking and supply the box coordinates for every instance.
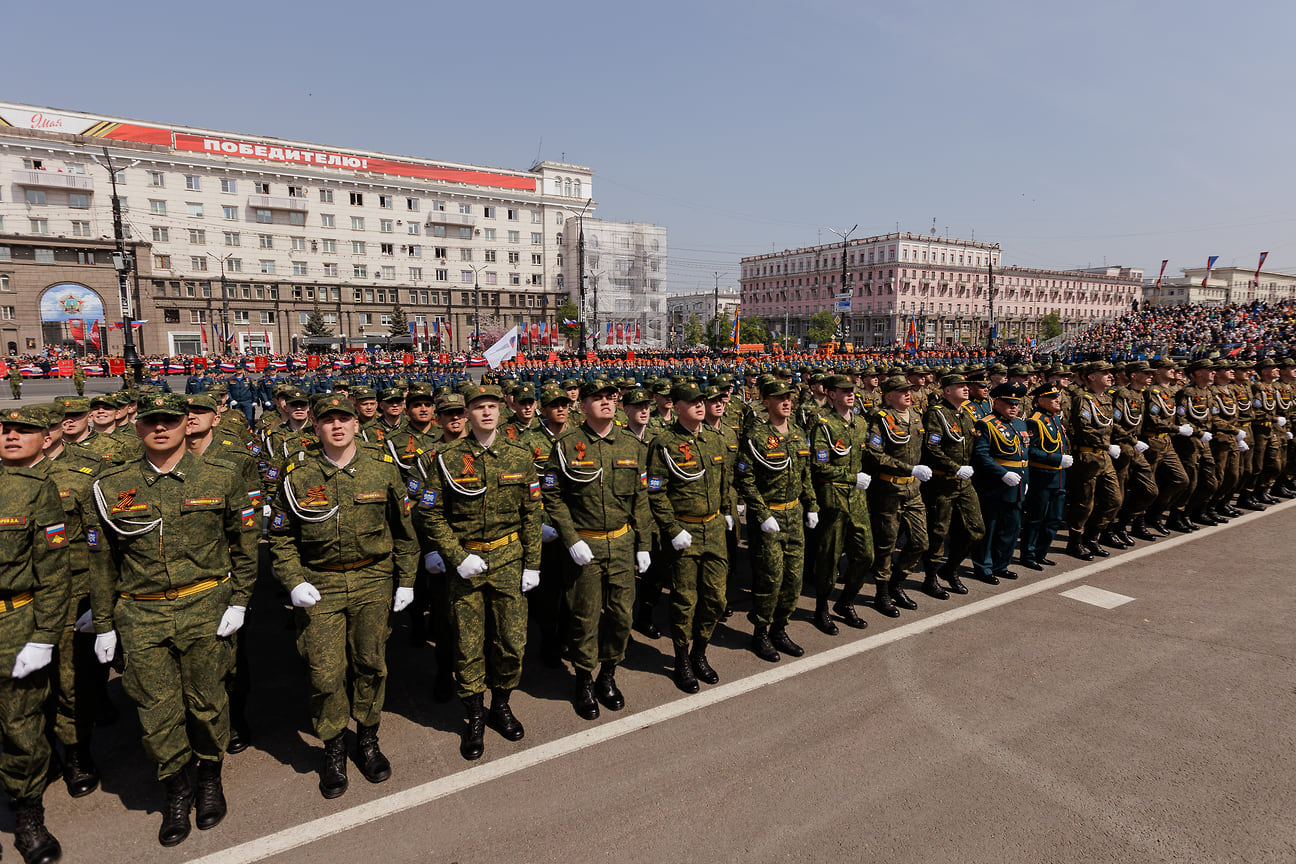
[185,499,1293,864]
[1059,585,1135,609]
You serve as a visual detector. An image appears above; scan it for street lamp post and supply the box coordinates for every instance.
[91,149,142,380]
[825,224,858,349]
[206,253,233,356]
[470,263,488,353]
[560,199,594,355]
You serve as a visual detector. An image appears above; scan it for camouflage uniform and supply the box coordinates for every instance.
[865,395,929,610]
[920,396,986,582]
[808,404,875,617]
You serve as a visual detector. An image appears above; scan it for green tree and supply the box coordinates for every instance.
[302,301,333,353]
[388,302,409,337]
[706,313,733,350]
[557,300,580,335]
[807,310,837,345]
[683,314,706,347]
[1041,311,1063,340]
[739,315,768,345]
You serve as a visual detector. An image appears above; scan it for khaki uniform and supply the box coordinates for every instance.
[1140,384,1191,518]
[866,408,928,586]
[920,400,986,572]
[807,410,875,605]
[1065,390,1122,535]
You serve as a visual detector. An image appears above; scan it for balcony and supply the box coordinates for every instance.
[248,194,308,212]
[424,212,477,229]
[14,169,94,191]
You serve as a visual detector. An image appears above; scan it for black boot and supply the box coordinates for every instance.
[673,644,699,693]
[227,691,252,755]
[1067,529,1094,560]
[356,724,392,783]
[812,597,839,635]
[770,626,804,657]
[1167,510,1196,532]
[319,733,349,798]
[572,669,600,720]
[874,582,899,617]
[1144,514,1170,537]
[594,663,625,711]
[1237,493,1265,512]
[194,759,227,830]
[460,694,486,760]
[888,579,918,611]
[690,639,719,685]
[1260,487,1279,504]
[938,564,968,595]
[751,626,780,662]
[487,689,525,741]
[158,771,193,847]
[921,572,950,599]
[1189,506,1217,526]
[13,795,61,864]
[1114,523,1137,546]
[832,592,869,629]
[62,742,99,798]
[633,602,660,639]
[1084,529,1110,557]
[1098,528,1129,550]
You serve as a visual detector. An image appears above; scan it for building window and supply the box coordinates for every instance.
[321,213,335,228]
[510,273,521,285]
[380,219,393,233]
[508,231,520,244]
[406,197,419,211]
[72,221,92,237]
[508,251,520,264]
[289,212,305,226]
[350,192,364,206]
[219,178,237,194]
[321,239,336,253]
[531,253,542,266]
[253,209,271,224]
[69,193,89,209]
[531,233,542,245]
[352,241,366,255]
[323,262,338,276]
[408,223,420,236]
[484,250,496,263]
[189,228,206,244]
[483,206,495,218]
[152,227,170,242]
[410,267,422,281]
[227,258,242,272]
[189,256,206,271]
[154,254,171,269]
[461,271,474,284]
[29,218,49,234]
[381,266,395,280]
[485,272,498,285]
[319,188,334,203]
[24,189,46,205]
[531,211,542,224]
[354,264,367,278]
[436,269,448,281]
[507,208,519,221]
[460,249,473,261]
[76,251,96,265]
[457,203,472,215]
[259,234,273,249]
[224,231,240,246]
[293,261,308,276]
[407,245,421,257]
[379,195,393,209]
[260,260,275,274]
[351,217,365,231]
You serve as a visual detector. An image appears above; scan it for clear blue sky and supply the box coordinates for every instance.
[6,0,1293,293]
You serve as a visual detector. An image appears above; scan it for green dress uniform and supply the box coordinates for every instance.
[1065,387,1123,544]
[268,447,417,744]
[1140,380,1191,529]
[541,420,651,703]
[1246,370,1283,499]
[865,401,929,612]
[920,397,986,589]
[735,414,817,634]
[86,452,257,779]
[1108,383,1158,535]
[1175,375,1221,522]
[8,365,22,399]
[808,404,875,627]
[1209,380,1243,511]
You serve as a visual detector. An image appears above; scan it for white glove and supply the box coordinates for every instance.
[671,530,692,551]
[74,609,94,633]
[736,503,747,518]
[760,515,780,534]
[1236,430,1247,442]
[1200,431,1213,444]
[910,464,933,482]
[216,605,246,638]
[1278,416,1287,427]
[955,465,974,480]
[1177,424,1194,437]
[1060,454,1075,469]
[568,541,594,566]
[290,582,321,607]
[725,514,735,531]
[1288,431,1294,440]
[11,643,54,679]
[1001,472,1022,487]
[457,554,488,579]
[805,511,819,529]
[521,569,540,593]
[1107,445,1122,459]
[636,551,652,574]
[93,631,117,664]
[423,551,446,573]
[1134,441,1150,453]
[392,587,414,612]
[1239,440,1250,452]
[855,472,872,490]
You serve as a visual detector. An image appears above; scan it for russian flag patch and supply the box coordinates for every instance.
[241,508,257,529]
[45,523,67,547]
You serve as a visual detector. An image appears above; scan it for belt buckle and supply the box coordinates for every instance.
[164,588,179,600]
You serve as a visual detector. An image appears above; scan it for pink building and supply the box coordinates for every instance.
[740,232,1143,348]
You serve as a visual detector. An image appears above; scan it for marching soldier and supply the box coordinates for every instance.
[86,393,257,847]
[970,382,1030,583]
[1065,362,1124,559]
[1175,360,1220,526]
[1019,382,1073,569]
[1108,361,1159,544]
[1140,358,1193,534]
[920,373,986,596]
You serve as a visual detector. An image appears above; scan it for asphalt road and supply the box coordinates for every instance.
[17,501,1296,864]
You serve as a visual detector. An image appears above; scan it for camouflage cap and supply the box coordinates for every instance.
[462,384,503,405]
[313,394,358,417]
[39,401,66,421]
[89,394,118,410]
[650,379,672,396]
[513,383,538,403]
[137,393,190,419]
[760,379,794,398]
[407,382,434,398]
[560,378,581,390]
[284,387,311,404]
[621,387,651,405]
[350,386,377,401]
[580,379,618,400]
[940,374,968,388]
[59,397,91,415]
[0,405,49,430]
[540,386,572,406]
[378,387,405,402]
[436,393,466,414]
[184,393,220,413]
[824,374,854,391]
[880,375,917,393]
[670,382,704,403]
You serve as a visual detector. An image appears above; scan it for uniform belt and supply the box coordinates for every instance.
[831,482,855,488]
[766,499,800,511]
[576,523,631,540]
[1150,432,1169,439]
[678,512,719,524]
[1029,460,1062,471]
[122,576,229,601]
[878,473,915,484]
[1077,446,1108,455]
[317,557,379,572]
[0,591,34,613]
[993,459,1027,468]
[462,533,519,552]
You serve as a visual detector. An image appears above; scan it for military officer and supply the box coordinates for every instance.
[8,362,22,399]
[0,404,71,864]
[920,373,986,596]
[86,393,257,847]
[1019,382,1073,569]
[1140,358,1193,534]
[1175,359,1221,526]
[1065,362,1124,559]
[268,394,417,798]
[735,379,817,662]
[970,382,1030,583]
[413,384,542,761]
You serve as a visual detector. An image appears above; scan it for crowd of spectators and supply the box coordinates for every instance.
[1048,300,1296,361]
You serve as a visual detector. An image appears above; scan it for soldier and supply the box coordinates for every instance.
[542,381,652,718]
[1108,361,1159,545]
[1019,382,1073,569]
[646,382,733,693]
[1065,362,1124,559]
[86,393,257,847]
[268,394,417,798]
[970,382,1030,583]
[807,375,874,633]
[72,361,86,398]
[1140,358,1193,534]
[735,379,817,662]
[350,387,383,443]
[520,387,572,667]
[920,373,986,596]
[1175,360,1221,527]
[1245,358,1285,504]
[0,405,70,864]
[1208,362,1246,519]
[8,362,22,400]
[413,384,542,761]
[375,387,407,436]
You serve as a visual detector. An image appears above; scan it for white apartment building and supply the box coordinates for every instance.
[0,101,594,354]
[1146,266,1296,306]
[666,289,740,347]
[560,217,668,348]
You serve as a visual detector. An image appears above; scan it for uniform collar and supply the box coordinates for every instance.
[142,451,196,484]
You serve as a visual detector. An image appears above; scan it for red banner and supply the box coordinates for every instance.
[402,353,415,365]
[108,358,126,376]
[58,359,73,377]
[68,318,85,347]
[306,355,320,370]
[90,321,101,351]
[254,356,268,372]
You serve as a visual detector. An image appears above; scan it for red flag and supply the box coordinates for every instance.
[69,319,85,347]
[605,323,613,346]
[1155,259,1168,292]
[615,322,624,344]
[90,320,101,351]
[635,322,641,344]
[200,326,209,352]
[1254,252,1269,288]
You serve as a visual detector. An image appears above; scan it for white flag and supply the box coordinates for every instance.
[483,325,519,369]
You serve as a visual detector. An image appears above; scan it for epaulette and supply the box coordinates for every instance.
[3,465,46,481]
[380,454,394,463]
[204,456,237,472]
[94,460,131,480]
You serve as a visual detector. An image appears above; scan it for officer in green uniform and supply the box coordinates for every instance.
[1175,360,1221,527]
[413,384,542,761]
[7,363,22,399]
[268,394,418,799]
[0,404,71,864]
[920,373,986,597]
[1109,361,1160,542]
[646,382,732,693]
[542,380,652,719]
[807,374,875,632]
[521,386,572,667]
[735,379,817,662]
[1139,359,1193,534]
[86,393,258,847]
[1066,362,1124,558]
[72,362,86,398]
